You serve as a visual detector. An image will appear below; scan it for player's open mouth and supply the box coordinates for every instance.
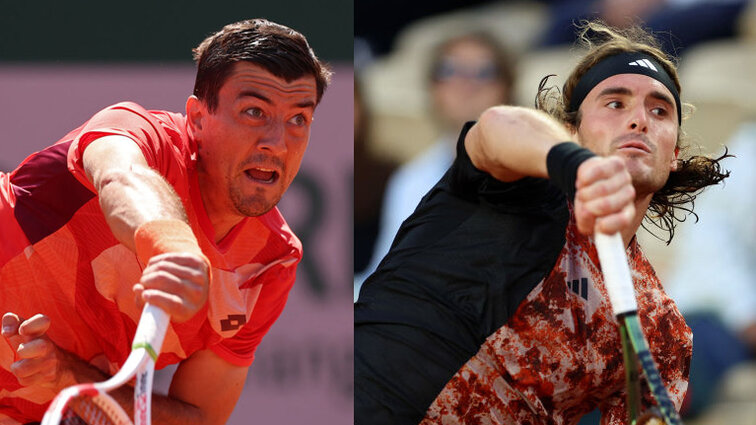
[244,168,279,184]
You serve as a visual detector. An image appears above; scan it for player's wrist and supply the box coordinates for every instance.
[133,219,210,269]
[546,142,596,201]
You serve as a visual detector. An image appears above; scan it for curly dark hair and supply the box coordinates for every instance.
[536,21,731,244]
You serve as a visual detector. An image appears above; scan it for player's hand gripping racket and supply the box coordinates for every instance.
[594,232,683,425]
[41,304,169,425]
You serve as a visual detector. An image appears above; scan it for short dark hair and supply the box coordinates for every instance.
[192,18,332,111]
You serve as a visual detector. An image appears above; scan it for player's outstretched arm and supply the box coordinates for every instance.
[77,347,247,425]
[81,135,209,323]
[464,106,574,182]
[81,135,188,252]
[465,106,636,238]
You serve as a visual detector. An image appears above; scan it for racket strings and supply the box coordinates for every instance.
[60,408,89,425]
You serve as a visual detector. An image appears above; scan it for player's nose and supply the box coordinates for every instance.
[257,120,287,154]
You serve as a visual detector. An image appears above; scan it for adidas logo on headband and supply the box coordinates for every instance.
[568,52,681,123]
[628,59,658,72]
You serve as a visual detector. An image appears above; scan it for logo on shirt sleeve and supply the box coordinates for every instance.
[220,314,248,331]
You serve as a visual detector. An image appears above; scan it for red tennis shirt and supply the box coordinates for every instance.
[0,102,302,422]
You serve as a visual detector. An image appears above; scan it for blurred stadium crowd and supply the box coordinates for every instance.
[354,1,756,423]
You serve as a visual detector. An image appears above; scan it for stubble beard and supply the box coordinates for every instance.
[229,179,280,217]
[624,155,669,199]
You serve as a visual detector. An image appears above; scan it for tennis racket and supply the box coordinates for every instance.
[41,303,169,425]
[594,232,683,425]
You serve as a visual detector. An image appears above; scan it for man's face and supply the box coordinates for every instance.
[576,73,679,197]
[191,62,317,219]
[432,38,509,132]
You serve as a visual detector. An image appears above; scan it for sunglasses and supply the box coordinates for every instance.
[433,59,500,82]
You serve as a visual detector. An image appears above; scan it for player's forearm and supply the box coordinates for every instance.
[57,352,213,425]
[96,164,188,251]
[465,106,574,182]
[52,349,127,419]
[151,393,212,425]
[115,384,239,425]
[42,346,104,391]
[105,388,207,425]
[82,135,189,252]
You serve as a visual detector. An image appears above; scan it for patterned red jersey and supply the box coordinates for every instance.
[422,217,691,424]
[0,102,301,422]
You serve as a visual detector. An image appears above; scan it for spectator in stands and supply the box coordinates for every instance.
[355,32,516,296]
[540,0,749,55]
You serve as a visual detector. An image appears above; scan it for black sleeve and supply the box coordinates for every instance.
[357,121,569,335]
[354,121,570,424]
[449,121,566,214]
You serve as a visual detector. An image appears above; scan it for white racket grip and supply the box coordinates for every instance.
[594,232,638,316]
[132,303,170,360]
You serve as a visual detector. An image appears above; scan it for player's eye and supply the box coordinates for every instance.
[288,114,308,126]
[651,106,668,117]
[246,107,265,119]
[606,100,623,109]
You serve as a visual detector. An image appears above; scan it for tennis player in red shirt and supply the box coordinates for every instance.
[0,18,330,424]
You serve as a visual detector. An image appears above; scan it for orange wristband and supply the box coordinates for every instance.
[133,219,210,270]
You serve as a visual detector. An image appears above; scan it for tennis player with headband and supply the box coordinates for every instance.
[0,19,330,424]
[354,21,729,424]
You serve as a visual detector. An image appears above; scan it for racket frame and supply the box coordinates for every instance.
[41,304,169,425]
[594,232,682,425]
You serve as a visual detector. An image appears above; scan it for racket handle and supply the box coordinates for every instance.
[133,303,170,361]
[594,232,638,316]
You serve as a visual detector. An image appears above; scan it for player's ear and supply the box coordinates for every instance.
[186,95,206,134]
[565,122,579,144]
[670,146,680,172]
